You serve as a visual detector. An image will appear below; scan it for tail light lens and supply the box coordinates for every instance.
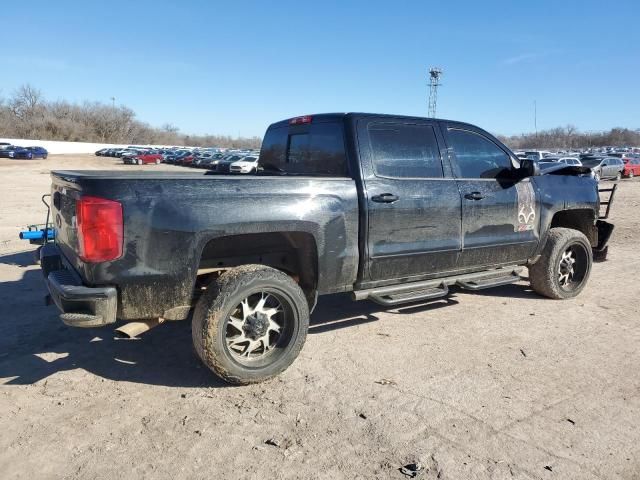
[76,196,123,262]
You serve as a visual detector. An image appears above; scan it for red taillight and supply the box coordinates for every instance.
[76,196,123,263]
[289,115,313,125]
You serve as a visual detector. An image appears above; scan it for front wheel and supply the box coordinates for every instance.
[137,158,143,165]
[628,170,635,179]
[616,171,622,181]
[529,228,592,299]
[192,265,309,384]
[155,159,160,165]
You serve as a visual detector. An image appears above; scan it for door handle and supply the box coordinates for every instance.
[464,192,485,201]
[372,193,399,203]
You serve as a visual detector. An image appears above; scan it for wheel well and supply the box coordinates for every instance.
[550,209,597,246]
[198,232,318,299]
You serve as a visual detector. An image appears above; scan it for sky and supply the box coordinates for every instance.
[1,0,638,138]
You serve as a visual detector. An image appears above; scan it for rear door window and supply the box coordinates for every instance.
[367,123,443,178]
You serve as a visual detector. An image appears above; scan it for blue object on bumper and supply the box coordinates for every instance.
[19,229,55,240]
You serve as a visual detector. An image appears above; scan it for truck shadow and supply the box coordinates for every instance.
[0,250,225,388]
[309,294,459,334]
[0,250,531,389]
[459,282,540,299]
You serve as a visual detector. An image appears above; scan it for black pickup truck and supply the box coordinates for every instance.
[38,113,613,384]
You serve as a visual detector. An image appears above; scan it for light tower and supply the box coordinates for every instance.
[427,67,443,118]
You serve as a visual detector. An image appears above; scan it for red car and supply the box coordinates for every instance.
[180,154,196,166]
[129,151,163,165]
[623,156,640,178]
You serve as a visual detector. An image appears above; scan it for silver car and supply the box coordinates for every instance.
[581,156,624,181]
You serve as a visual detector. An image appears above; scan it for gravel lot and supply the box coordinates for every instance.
[1,155,639,479]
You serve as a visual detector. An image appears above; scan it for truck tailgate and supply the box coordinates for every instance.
[51,173,84,267]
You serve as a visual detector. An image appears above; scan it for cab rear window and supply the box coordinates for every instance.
[260,122,348,176]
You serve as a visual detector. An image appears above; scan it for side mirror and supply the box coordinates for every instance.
[519,158,540,177]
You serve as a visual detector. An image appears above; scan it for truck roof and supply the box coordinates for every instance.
[268,113,475,129]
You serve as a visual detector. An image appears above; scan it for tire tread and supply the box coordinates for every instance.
[529,227,592,299]
[192,264,309,385]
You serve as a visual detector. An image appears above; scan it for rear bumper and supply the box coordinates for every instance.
[40,244,117,327]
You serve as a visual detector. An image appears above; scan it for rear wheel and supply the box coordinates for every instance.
[192,265,309,384]
[529,228,592,299]
[629,170,635,179]
[137,158,143,165]
[615,171,622,181]
[155,159,161,165]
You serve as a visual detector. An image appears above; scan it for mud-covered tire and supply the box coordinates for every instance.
[192,264,309,385]
[529,228,593,299]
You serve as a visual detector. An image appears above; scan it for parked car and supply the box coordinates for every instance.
[38,112,613,385]
[179,153,196,166]
[623,157,640,178]
[0,146,19,158]
[164,150,190,164]
[0,146,47,159]
[193,152,214,167]
[581,156,624,181]
[558,157,582,166]
[198,152,225,168]
[540,157,582,166]
[230,155,260,173]
[126,150,163,165]
[24,146,49,159]
[209,154,244,173]
[95,148,110,156]
[524,150,553,161]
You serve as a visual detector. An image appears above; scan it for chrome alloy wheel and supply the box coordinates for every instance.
[558,248,576,287]
[225,292,286,362]
[557,243,589,292]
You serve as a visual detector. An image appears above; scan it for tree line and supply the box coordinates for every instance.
[1,84,638,150]
[497,125,640,150]
[0,84,261,149]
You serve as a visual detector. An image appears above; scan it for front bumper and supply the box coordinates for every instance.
[593,220,614,262]
[40,244,117,327]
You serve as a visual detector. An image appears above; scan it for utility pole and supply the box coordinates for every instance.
[534,100,537,138]
[427,67,443,118]
[110,96,116,108]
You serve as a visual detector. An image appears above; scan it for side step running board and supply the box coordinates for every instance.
[456,271,522,290]
[370,284,448,306]
[353,267,524,306]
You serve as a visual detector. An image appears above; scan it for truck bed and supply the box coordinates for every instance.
[50,170,360,320]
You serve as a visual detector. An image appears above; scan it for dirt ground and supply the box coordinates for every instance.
[1,154,639,480]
